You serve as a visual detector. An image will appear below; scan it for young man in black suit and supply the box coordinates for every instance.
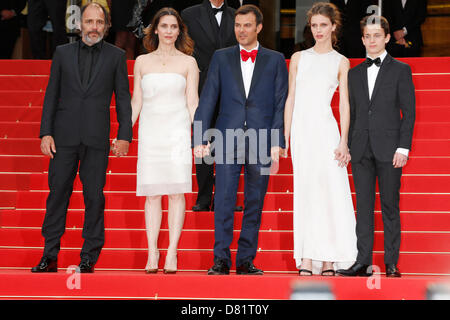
[31,3,132,274]
[182,0,240,212]
[337,16,415,278]
[383,0,428,57]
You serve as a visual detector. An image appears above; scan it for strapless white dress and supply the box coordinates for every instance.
[136,73,192,196]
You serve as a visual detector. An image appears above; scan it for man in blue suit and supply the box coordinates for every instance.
[193,5,288,275]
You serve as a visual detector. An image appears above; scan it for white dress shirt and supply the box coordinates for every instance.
[402,0,407,8]
[367,50,409,157]
[211,2,223,26]
[240,42,259,98]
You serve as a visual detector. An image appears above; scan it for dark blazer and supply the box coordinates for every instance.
[194,45,288,151]
[348,54,416,162]
[384,0,427,47]
[40,41,133,150]
[228,0,259,9]
[330,0,374,58]
[181,0,237,92]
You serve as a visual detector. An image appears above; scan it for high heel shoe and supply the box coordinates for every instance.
[163,252,177,274]
[144,250,160,274]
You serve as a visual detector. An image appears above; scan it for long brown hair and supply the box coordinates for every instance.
[143,7,194,55]
[307,2,342,48]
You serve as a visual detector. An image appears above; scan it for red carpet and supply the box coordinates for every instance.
[0,58,449,300]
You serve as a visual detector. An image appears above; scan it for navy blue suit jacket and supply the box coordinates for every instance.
[194,45,288,156]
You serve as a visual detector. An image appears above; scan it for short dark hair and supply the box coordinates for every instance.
[360,15,390,36]
[80,2,111,33]
[235,4,263,26]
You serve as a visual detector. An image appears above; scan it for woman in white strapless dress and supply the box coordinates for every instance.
[283,3,357,276]
[130,8,198,273]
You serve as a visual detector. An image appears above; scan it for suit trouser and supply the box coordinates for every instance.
[194,100,219,208]
[213,144,270,268]
[42,144,109,264]
[194,159,215,207]
[351,143,402,266]
[27,0,68,59]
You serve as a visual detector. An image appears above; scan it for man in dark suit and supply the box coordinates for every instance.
[383,0,427,57]
[228,0,259,9]
[330,0,374,58]
[194,5,288,275]
[27,0,68,59]
[182,0,238,212]
[337,16,415,278]
[0,0,26,58]
[31,3,133,273]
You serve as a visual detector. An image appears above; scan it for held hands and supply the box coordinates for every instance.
[111,138,130,157]
[393,152,408,168]
[271,146,282,162]
[40,135,56,159]
[194,143,210,158]
[334,142,351,168]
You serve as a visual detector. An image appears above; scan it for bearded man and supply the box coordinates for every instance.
[31,2,133,274]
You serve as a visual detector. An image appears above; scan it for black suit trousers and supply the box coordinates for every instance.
[42,144,109,264]
[352,141,402,266]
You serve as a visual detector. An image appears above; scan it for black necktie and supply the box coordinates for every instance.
[82,46,93,87]
[366,57,381,67]
[212,7,224,15]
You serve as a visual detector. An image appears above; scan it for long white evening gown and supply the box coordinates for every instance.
[290,48,357,274]
[136,73,192,196]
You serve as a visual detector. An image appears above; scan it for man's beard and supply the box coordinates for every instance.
[83,31,104,45]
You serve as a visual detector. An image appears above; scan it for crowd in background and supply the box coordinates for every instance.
[0,0,427,60]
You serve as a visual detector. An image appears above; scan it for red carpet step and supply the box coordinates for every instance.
[1,248,449,275]
[0,271,448,300]
[2,209,449,232]
[2,190,449,212]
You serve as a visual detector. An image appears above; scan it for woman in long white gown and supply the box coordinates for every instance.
[129,8,199,273]
[283,2,357,276]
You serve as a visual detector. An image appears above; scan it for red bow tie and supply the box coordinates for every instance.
[240,49,258,63]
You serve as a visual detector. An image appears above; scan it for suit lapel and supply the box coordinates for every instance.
[228,45,246,100]
[219,6,234,47]
[370,54,393,106]
[196,3,218,47]
[359,64,370,106]
[73,42,83,90]
[248,46,268,98]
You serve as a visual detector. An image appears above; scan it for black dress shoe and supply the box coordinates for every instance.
[234,206,243,211]
[78,258,95,273]
[386,264,401,277]
[207,259,230,275]
[192,204,210,212]
[236,261,264,275]
[336,262,372,277]
[31,256,57,273]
